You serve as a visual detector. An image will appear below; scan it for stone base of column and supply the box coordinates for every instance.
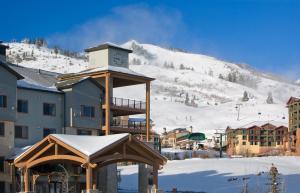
[81,189,102,193]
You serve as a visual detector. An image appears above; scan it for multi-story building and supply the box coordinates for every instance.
[286,97,300,154]
[161,128,191,148]
[287,97,300,132]
[226,121,288,156]
[0,42,155,193]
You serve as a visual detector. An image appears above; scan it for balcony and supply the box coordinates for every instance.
[103,97,146,116]
[110,119,147,134]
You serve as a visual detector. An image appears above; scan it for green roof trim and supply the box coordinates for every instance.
[178,132,206,141]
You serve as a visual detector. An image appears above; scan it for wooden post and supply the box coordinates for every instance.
[146,81,150,142]
[92,168,97,190]
[105,73,111,135]
[153,166,158,190]
[24,168,30,192]
[86,165,93,190]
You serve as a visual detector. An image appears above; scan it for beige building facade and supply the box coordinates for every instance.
[226,122,288,156]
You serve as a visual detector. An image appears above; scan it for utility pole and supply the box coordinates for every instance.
[235,103,242,121]
[215,130,226,158]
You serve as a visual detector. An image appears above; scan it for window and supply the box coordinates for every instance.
[17,100,28,113]
[0,122,4,137]
[250,142,253,145]
[0,181,4,192]
[242,142,246,145]
[43,128,56,137]
[43,103,56,116]
[0,95,7,108]
[80,105,95,118]
[15,125,28,139]
[77,129,92,136]
[0,157,4,172]
[242,135,247,140]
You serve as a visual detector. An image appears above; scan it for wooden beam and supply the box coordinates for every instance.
[26,143,55,165]
[26,155,86,169]
[146,81,150,142]
[105,73,111,135]
[55,143,58,155]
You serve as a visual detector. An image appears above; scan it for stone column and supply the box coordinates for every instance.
[97,164,117,193]
[138,164,149,193]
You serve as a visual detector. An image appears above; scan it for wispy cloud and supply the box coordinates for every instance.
[47,4,183,51]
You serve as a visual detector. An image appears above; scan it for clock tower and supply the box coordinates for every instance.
[85,43,132,69]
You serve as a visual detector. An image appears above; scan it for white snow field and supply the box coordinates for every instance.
[119,157,300,193]
[6,41,300,137]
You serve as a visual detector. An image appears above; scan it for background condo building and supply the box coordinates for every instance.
[286,97,300,153]
[226,121,288,156]
[0,41,156,193]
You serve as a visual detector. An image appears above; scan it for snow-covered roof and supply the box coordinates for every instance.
[51,133,129,156]
[79,65,148,78]
[238,120,288,129]
[85,42,132,53]
[11,146,32,160]
[8,64,62,93]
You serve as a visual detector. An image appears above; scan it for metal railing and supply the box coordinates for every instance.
[111,119,147,131]
[110,97,146,110]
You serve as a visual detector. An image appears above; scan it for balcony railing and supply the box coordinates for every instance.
[110,97,146,110]
[111,119,147,132]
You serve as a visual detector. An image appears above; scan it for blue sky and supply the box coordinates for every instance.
[1,0,300,80]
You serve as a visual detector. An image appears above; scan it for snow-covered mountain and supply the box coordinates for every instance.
[5,41,300,136]
[296,79,300,85]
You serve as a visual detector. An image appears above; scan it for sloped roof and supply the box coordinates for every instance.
[0,60,24,79]
[238,121,287,129]
[55,77,104,90]
[51,133,129,157]
[59,65,153,81]
[7,63,62,93]
[85,42,133,53]
[14,133,167,168]
[287,97,300,105]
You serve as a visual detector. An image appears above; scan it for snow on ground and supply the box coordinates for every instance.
[119,157,300,193]
[6,41,300,137]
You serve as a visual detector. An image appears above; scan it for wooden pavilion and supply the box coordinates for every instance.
[14,133,167,193]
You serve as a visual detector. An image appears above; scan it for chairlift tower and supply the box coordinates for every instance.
[235,103,242,121]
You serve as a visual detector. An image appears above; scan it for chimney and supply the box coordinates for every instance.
[0,41,9,62]
[84,43,132,69]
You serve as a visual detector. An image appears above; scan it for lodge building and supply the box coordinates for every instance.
[226,121,288,156]
[0,41,164,193]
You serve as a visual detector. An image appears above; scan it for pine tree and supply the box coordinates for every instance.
[266,92,274,104]
[185,93,190,105]
[267,164,280,193]
[242,91,249,102]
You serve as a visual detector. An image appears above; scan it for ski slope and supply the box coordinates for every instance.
[119,156,300,193]
[5,41,300,137]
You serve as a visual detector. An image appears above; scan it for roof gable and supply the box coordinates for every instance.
[287,97,300,105]
[0,61,24,80]
[51,133,129,156]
